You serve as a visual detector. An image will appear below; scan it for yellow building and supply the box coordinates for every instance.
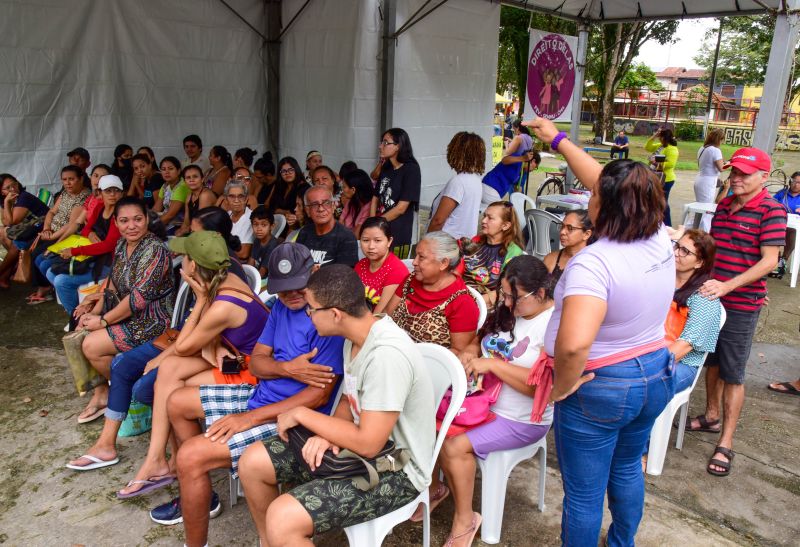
[739,86,800,128]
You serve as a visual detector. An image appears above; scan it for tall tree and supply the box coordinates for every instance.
[497,7,575,115]
[588,21,678,137]
[694,15,800,101]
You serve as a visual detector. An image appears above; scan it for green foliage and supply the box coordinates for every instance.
[674,120,703,141]
[619,62,663,92]
[694,16,800,101]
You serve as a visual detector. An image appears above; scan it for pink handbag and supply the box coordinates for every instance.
[436,372,503,426]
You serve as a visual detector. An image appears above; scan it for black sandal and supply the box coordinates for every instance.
[707,446,735,477]
[767,382,800,397]
[680,414,721,433]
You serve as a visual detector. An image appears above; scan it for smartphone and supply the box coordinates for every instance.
[221,356,241,375]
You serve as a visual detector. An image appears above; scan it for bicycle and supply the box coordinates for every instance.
[536,170,588,197]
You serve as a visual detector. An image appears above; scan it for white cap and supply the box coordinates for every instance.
[98,174,123,191]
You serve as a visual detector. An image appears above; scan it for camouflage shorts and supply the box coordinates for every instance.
[263,436,420,534]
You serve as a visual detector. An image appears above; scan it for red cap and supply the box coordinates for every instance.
[725,147,771,174]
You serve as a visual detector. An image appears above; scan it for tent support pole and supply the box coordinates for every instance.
[266,0,281,156]
[752,0,800,154]
[380,0,397,131]
[566,23,589,191]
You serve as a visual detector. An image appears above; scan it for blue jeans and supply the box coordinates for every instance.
[554,348,675,547]
[663,181,675,227]
[106,341,162,421]
[34,252,55,288]
[132,367,158,407]
[49,266,109,317]
[674,362,698,394]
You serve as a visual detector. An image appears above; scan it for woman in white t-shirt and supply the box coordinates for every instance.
[427,132,485,239]
[694,129,725,231]
[429,255,554,546]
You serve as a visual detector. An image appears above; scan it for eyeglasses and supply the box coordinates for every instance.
[280,168,295,175]
[498,288,536,303]
[306,200,333,210]
[379,140,397,147]
[227,194,246,201]
[673,240,697,257]
[305,304,333,317]
[234,175,252,182]
[556,222,584,234]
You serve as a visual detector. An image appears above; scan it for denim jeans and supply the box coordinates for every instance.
[33,251,55,288]
[663,181,675,227]
[554,347,675,547]
[674,362,698,394]
[49,266,109,317]
[106,341,162,421]
[132,366,158,407]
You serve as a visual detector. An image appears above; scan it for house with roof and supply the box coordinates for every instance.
[655,67,708,91]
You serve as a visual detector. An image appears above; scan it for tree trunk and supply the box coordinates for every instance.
[515,43,527,115]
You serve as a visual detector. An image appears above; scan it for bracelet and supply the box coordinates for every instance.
[551,132,569,152]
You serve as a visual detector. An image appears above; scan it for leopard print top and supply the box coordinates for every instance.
[390,277,468,348]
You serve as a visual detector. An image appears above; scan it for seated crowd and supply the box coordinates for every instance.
[1,118,791,547]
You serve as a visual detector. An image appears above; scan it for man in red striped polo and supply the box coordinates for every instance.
[689,147,787,477]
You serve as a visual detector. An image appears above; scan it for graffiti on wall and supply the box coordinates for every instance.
[723,126,800,151]
[612,119,673,136]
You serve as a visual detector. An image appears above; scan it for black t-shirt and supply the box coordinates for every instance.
[15,190,49,217]
[295,222,358,267]
[251,236,281,273]
[374,162,421,245]
[143,174,165,209]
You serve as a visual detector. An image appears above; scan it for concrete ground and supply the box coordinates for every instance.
[0,165,798,546]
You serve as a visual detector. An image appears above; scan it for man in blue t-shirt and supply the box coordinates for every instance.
[610,130,630,159]
[151,242,344,547]
[772,171,800,276]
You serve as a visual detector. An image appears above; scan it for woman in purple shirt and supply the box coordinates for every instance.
[524,118,675,547]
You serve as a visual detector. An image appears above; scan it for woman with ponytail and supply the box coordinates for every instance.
[116,229,269,498]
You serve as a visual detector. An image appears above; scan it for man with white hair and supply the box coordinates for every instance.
[295,185,358,268]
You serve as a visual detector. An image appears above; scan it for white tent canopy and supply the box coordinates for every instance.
[501,0,783,21]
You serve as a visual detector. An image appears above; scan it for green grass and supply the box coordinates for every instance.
[553,122,738,171]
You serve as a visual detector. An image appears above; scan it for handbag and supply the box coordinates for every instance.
[152,328,180,351]
[436,372,503,427]
[62,329,104,396]
[11,236,37,284]
[286,425,409,491]
[118,398,153,437]
[48,255,95,276]
[6,211,44,242]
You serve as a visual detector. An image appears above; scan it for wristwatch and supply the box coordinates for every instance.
[99,316,108,328]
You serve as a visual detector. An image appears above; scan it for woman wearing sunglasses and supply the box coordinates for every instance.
[543,209,593,281]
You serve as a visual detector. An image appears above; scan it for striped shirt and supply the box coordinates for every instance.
[710,189,787,312]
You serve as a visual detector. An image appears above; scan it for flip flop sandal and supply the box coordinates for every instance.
[767,382,800,397]
[443,512,482,547]
[27,293,54,305]
[77,405,107,424]
[410,484,450,522]
[707,446,734,477]
[116,475,176,499]
[681,414,721,433]
[65,454,120,471]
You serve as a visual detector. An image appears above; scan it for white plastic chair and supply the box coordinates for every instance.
[242,264,261,293]
[524,209,563,259]
[271,214,287,237]
[401,258,414,274]
[646,306,727,476]
[343,343,468,547]
[407,209,420,259]
[171,281,191,328]
[477,437,547,544]
[466,285,488,330]
[509,192,536,231]
[229,381,347,506]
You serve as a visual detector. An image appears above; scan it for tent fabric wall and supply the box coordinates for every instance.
[393,0,500,205]
[0,0,268,192]
[279,0,500,208]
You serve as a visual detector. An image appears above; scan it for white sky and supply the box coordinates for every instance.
[635,18,718,71]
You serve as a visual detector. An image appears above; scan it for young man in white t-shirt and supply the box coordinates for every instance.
[237,264,435,545]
